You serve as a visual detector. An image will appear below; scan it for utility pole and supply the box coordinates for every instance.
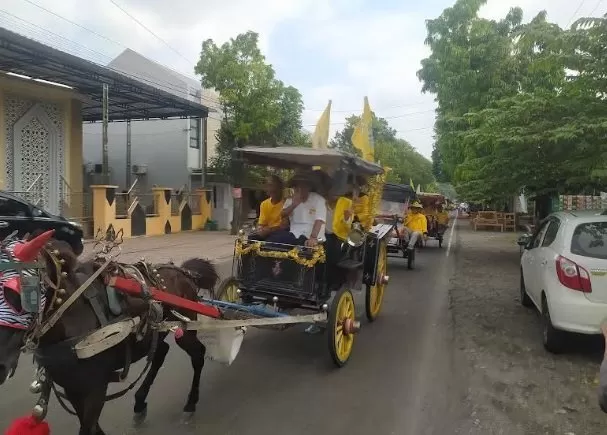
[102,84,109,184]
[230,146,243,235]
[126,119,132,188]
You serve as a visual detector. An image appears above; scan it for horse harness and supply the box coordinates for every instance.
[26,256,174,418]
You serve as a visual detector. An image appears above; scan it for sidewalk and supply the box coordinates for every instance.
[82,230,236,264]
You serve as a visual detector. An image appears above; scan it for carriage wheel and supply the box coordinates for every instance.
[328,287,358,367]
[365,241,387,322]
[215,277,240,303]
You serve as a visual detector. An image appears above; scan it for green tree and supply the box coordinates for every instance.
[417,0,523,198]
[418,0,607,204]
[194,31,305,178]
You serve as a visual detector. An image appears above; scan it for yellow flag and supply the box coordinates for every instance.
[410,178,415,190]
[351,96,374,161]
[311,100,332,149]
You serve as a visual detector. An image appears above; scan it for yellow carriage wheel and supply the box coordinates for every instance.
[365,241,387,322]
[215,277,241,303]
[328,287,357,367]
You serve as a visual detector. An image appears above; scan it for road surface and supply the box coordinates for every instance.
[0,222,472,434]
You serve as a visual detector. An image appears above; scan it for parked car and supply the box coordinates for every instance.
[519,210,607,353]
[0,191,84,255]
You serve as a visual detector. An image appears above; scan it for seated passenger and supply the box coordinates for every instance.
[249,175,285,241]
[436,203,450,232]
[403,201,428,251]
[325,185,353,264]
[265,171,326,248]
[351,176,372,230]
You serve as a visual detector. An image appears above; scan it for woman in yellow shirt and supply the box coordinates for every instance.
[251,175,285,241]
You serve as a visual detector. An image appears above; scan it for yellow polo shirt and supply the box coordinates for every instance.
[405,212,428,233]
[258,198,284,228]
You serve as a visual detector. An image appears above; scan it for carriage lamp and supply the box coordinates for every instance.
[321,303,328,312]
[381,275,390,284]
[347,224,365,248]
[236,289,242,296]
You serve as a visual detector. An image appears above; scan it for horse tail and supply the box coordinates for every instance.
[181,258,219,290]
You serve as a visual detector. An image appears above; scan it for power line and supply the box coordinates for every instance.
[589,0,604,15]
[0,10,221,105]
[9,2,434,124]
[12,0,222,105]
[303,100,433,112]
[567,0,587,27]
[107,0,192,67]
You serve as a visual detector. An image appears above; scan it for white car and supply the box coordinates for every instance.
[520,210,607,353]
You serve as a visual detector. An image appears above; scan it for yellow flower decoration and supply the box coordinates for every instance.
[235,238,326,268]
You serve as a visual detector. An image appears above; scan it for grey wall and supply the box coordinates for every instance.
[83,119,188,193]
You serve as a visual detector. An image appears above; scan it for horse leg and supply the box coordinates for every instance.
[175,330,206,416]
[65,384,108,435]
[133,338,170,424]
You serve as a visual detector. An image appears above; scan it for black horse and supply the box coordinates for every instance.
[0,230,219,434]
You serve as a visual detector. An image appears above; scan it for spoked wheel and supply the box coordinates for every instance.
[366,241,387,322]
[215,277,241,303]
[328,287,358,367]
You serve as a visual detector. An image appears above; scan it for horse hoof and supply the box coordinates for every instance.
[181,411,195,424]
[133,407,147,426]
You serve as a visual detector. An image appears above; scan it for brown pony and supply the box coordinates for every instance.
[0,231,219,435]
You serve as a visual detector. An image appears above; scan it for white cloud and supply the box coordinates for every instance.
[2,0,604,159]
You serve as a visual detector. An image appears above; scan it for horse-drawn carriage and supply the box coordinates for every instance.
[375,183,418,269]
[216,146,393,367]
[0,146,392,434]
[417,192,449,248]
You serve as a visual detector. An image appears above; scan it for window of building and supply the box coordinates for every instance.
[189,118,200,149]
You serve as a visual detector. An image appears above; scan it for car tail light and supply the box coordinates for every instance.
[556,255,592,292]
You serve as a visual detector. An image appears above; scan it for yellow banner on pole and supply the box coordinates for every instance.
[311,100,332,149]
[351,96,374,162]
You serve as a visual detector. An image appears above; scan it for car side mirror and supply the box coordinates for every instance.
[517,234,531,248]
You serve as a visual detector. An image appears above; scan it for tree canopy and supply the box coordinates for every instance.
[418,0,607,204]
[331,114,435,187]
[194,31,306,179]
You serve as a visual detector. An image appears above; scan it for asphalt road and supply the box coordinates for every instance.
[0,225,471,435]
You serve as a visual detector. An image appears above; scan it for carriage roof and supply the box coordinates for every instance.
[381,183,417,203]
[235,146,384,176]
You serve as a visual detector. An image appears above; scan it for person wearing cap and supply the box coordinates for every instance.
[265,170,327,247]
[403,201,427,250]
[250,175,285,241]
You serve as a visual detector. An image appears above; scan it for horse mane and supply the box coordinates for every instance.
[181,258,219,290]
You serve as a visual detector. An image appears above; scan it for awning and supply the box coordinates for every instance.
[0,27,209,122]
[236,146,384,176]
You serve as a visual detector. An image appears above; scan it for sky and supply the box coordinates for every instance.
[1,0,605,159]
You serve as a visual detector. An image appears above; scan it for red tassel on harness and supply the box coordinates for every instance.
[4,415,50,435]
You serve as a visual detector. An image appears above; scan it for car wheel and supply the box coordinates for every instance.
[519,272,533,308]
[542,297,566,354]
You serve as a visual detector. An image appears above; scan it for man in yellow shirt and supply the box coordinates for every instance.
[436,203,450,233]
[404,201,427,250]
[250,175,285,241]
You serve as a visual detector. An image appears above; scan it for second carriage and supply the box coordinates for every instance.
[216,146,393,367]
